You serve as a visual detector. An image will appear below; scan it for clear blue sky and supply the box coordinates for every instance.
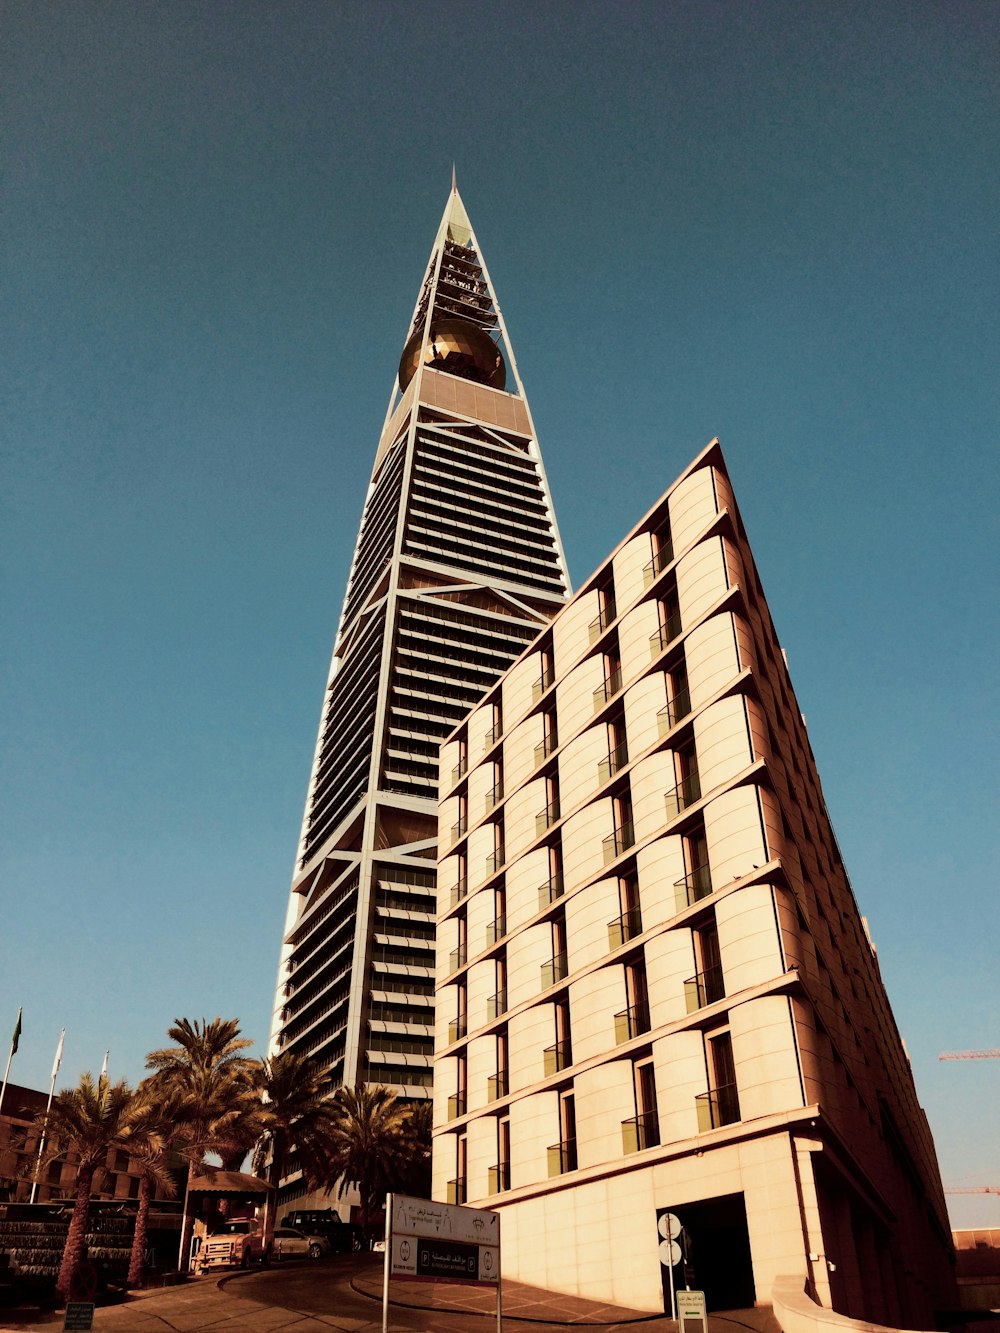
[2,2,997,1227]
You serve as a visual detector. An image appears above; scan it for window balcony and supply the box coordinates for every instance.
[657,687,692,735]
[484,916,507,947]
[674,863,713,910]
[483,722,503,751]
[597,741,629,787]
[643,543,674,587]
[487,1069,509,1102]
[547,1138,578,1176]
[449,877,469,908]
[593,668,623,711]
[608,907,643,951]
[448,943,467,973]
[532,667,554,702]
[447,1177,467,1205]
[447,1015,467,1043]
[695,1082,741,1131]
[534,732,558,766]
[603,822,635,864]
[447,1092,467,1121]
[486,989,508,1021]
[649,611,682,659]
[684,962,725,1012]
[543,1039,571,1077]
[451,754,468,784]
[485,846,505,875]
[536,800,561,837]
[614,1000,651,1044]
[484,782,504,813]
[621,1111,660,1153]
[664,772,701,821]
[538,873,565,910]
[450,815,467,845]
[488,1163,511,1193]
[588,601,616,645]
[540,951,568,989]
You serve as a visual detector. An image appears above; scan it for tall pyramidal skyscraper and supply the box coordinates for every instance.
[270,184,570,1113]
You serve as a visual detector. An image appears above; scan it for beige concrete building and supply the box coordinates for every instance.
[432,440,955,1324]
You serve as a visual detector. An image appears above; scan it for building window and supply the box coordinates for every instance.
[666,741,700,819]
[616,955,650,1043]
[659,656,691,733]
[675,827,711,909]
[533,646,554,702]
[491,1116,511,1193]
[589,581,617,644]
[449,1135,467,1205]
[448,1054,467,1121]
[544,996,572,1076]
[594,644,622,710]
[47,1160,63,1185]
[686,919,724,1011]
[114,1150,130,1173]
[541,915,568,989]
[609,873,642,950]
[697,1030,741,1130]
[623,1059,660,1153]
[604,790,635,864]
[599,717,629,786]
[548,1090,578,1175]
[127,1176,141,1200]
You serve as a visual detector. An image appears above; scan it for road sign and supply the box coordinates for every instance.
[63,1305,94,1332]
[389,1194,500,1285]
[677,1288,708,1333]
[658,1212,682,1240]
[658,1238,682,1267]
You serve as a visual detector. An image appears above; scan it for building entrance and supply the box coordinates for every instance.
[660,1192,754,1312]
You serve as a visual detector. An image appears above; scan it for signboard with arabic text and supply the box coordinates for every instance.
[390,1194,499,1285]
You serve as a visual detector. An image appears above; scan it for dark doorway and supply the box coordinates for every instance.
[660,1192,755,1312]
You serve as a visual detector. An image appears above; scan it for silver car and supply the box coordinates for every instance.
[271,1226,331,1261]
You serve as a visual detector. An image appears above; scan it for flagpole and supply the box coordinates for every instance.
[29,1028,64,1205]
[0,1008,22,1118]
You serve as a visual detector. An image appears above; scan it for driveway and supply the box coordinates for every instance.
[1,1254,779,1333]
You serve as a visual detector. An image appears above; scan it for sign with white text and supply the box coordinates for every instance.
[389,1194,499,1285]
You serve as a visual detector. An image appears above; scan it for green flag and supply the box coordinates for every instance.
[11,1009,22,1055]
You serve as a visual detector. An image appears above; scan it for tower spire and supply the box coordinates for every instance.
[270,190,570,1124]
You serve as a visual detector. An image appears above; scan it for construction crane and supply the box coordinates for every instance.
[944,1186,1000,1195]
[939,1050,1000,1061]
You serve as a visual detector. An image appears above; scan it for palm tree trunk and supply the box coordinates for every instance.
[56,1165,93,1300]
[127,1174,152,1288]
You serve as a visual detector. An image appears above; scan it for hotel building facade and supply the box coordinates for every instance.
[433,440,955,1323]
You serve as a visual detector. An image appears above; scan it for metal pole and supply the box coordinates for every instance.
[28,1059,60,1204]
[667,1249,676,1322]
[382,1193,392,1333]
[497,1265,503,1333]
[0,1044,14,1119]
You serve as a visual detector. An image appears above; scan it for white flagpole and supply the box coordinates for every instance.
[29,1027,65,1205]
[0,1007,22,1118]
[99,1050,109,1083]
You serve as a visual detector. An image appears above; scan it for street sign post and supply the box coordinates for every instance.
[383,1194,501,1333]
[657,1211,682,1319]
[677,1288,708,1333]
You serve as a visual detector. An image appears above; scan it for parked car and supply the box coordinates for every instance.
[271,1226,331,1262]
[198,1218,269,1272]
[280,1208,365,1253]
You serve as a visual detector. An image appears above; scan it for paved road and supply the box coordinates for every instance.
[1,1255,778,1333]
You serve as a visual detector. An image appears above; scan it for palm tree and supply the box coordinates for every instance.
[145,1017,258,1270]
[251,1051,339,1245]
[33,1074,142,1299]
[400,1099,433,1199]
[325,1084,411,1244]
[119,1088,179,1288]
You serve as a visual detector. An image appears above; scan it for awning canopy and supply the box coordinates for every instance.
[188,1169,270,1196]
